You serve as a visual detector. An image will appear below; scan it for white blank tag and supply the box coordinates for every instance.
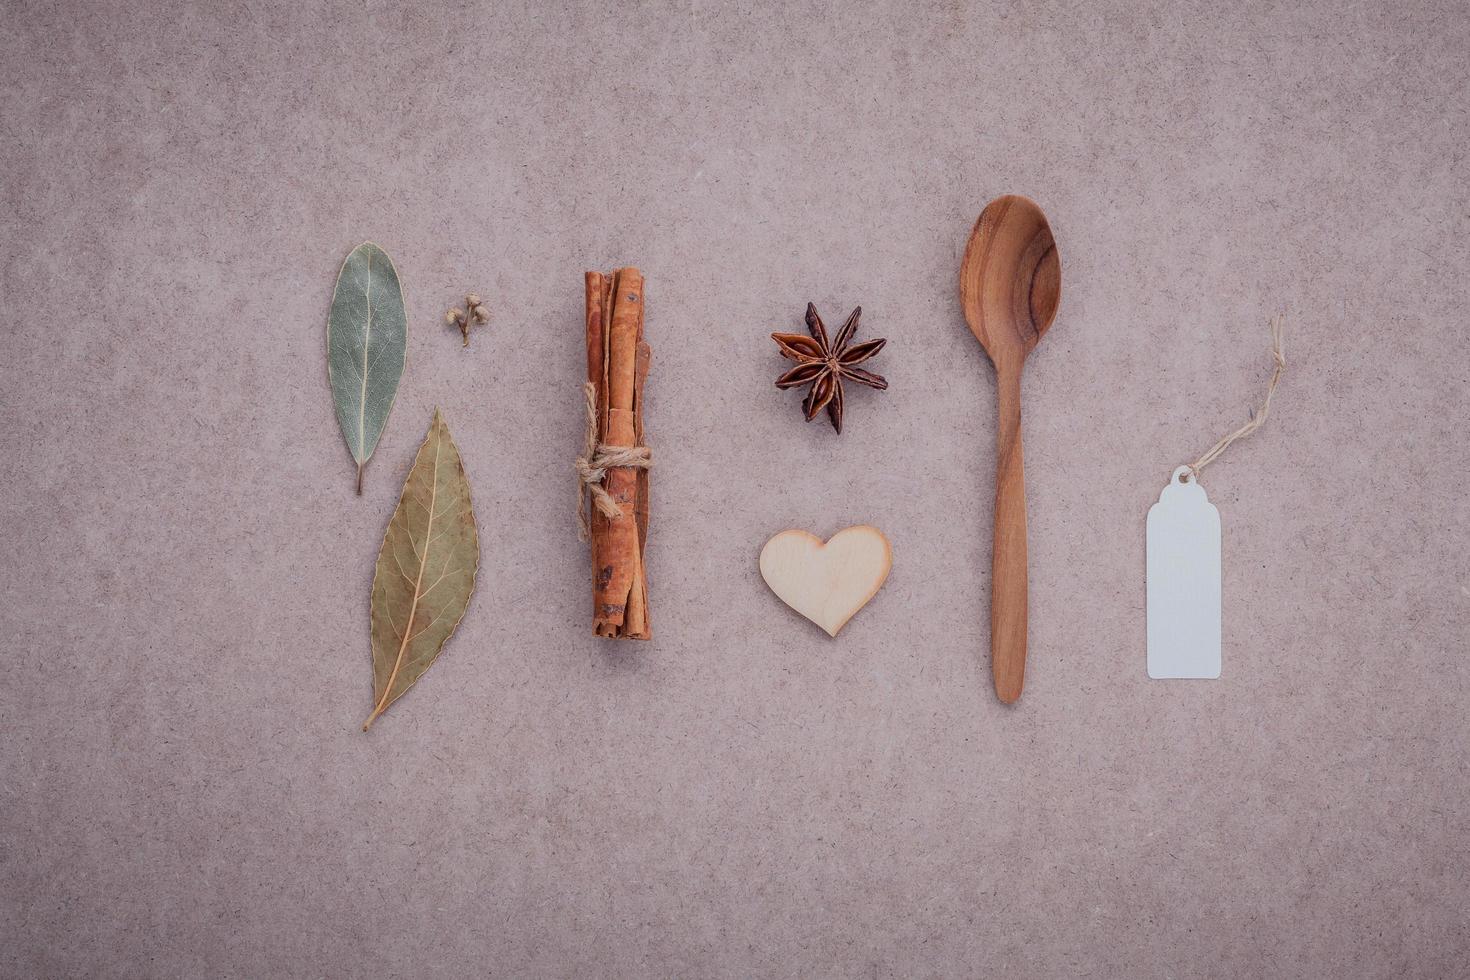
[1147,466,1221,678]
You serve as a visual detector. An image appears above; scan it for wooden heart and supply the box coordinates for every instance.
[759,526,892,637]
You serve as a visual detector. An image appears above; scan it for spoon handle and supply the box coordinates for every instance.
[992,366,1028,703]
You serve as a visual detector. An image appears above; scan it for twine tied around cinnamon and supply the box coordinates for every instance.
[1180,315,1286,483]
[576,381,651,540]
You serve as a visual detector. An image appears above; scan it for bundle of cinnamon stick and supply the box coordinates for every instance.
[583,268,652,639]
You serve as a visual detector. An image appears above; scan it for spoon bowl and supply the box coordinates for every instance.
[959,195,1062,703]
[961,196,1060,366]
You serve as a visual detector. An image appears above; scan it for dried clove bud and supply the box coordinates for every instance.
[445,291,489,347]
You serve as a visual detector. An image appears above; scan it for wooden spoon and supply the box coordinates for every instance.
[960,195,1062,704]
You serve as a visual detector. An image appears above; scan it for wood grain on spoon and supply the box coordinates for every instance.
[960,195,1061,704]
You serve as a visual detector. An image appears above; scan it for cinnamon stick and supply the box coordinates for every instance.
[584,272,608,621]
[633,340,652,554]
[585,267,652,639]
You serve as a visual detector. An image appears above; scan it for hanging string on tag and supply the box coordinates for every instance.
[1180,315,1286,483]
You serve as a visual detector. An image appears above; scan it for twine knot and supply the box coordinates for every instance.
[576,381,651,540]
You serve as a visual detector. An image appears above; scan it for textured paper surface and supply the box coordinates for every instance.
[2,2,1468,977]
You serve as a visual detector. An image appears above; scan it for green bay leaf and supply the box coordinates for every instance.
[327,242,406,493]
[363,409,479,731]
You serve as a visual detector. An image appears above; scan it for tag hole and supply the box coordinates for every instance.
[1178,472,1191,484]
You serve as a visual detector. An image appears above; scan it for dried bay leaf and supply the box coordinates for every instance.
[327,242,407,493]
[363,410,479,731]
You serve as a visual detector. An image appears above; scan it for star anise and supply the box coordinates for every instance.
[771,303,888,433]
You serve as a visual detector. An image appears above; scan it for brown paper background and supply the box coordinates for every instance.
[3,1,1467,977]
